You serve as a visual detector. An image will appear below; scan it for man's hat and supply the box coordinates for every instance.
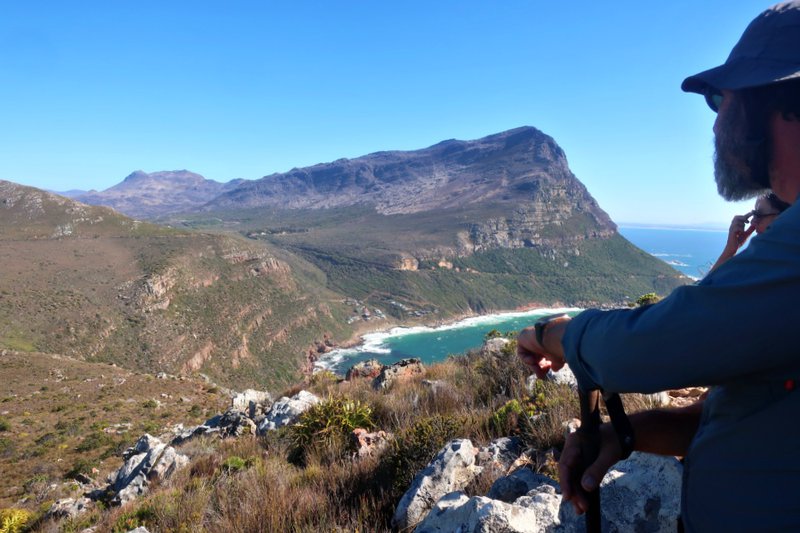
[682,1,800,94]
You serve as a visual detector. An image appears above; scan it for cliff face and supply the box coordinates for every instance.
[199,126,616,258]
[206,127,606,214]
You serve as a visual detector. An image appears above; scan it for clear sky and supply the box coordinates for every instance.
[0,1,773,225]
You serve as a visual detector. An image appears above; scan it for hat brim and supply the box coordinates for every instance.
[682,57,800,94]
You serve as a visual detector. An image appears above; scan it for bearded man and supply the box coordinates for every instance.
[517,2,800,531]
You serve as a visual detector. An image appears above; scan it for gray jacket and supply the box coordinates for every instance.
[564,201,800,532]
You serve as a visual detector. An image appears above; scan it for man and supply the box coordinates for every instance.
[517,2,800,531]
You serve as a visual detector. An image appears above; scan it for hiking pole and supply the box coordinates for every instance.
[576,389,635,533]
[577,388,602,533]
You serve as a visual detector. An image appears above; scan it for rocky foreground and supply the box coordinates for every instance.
[18,337,701,533]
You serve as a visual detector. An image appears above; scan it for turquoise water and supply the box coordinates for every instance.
[318,227,727,374]
[316,308,579,375]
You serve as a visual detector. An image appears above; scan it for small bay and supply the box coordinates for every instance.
[319,226,731,375]
[316,308,580,375]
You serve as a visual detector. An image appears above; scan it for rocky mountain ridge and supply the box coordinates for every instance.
[204,127,613,224]
[75,170,244,219]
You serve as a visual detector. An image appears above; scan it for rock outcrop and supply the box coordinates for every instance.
[231,389,274,418]
[372,358,426,390]
[410,451,683,532]
[392,439,481,531]
[257,390,320,433]
[108,434,189,506]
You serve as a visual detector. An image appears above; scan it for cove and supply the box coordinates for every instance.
[316,307,581,375]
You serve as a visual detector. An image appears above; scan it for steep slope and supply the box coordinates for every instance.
[175,127,687,313]
[75,170,244,219]
[0,181,350,390]
[206,127,614,223]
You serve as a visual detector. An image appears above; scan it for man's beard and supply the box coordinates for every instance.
[713,99,770,201]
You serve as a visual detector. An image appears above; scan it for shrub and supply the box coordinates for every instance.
[483,329,503,340]
[290,397,374,463]
[0,418,8,432]
[65,458,97,480]
[491,399,524,434]
[221,456,250,474]
[75,431,113,452]
[111,504,157,533]
[141,399,159,409]
[635,292,661,306]
[0,508,33,533]
[381,414,462,494]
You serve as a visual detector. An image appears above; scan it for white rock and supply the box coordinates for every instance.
[415,491,542,533]
[257,390,320,433]
[393,439,481,531]
[231,389,273,418]
[109,434,189,505]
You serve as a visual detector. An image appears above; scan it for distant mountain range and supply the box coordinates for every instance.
[73,170,245,219]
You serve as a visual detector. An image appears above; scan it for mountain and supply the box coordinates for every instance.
[0,180,350,390]
[206,126,612,220]
[172,127,687,314]
[75,170,244,219]
[2,127,688,390]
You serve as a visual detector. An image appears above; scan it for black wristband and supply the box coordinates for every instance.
[534,313,569,349]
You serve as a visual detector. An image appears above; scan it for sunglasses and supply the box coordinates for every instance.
[704,90,724,113]
[750,210,780,221]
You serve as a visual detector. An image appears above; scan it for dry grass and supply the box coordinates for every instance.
[0,351,228,509]
[20,342,591,532]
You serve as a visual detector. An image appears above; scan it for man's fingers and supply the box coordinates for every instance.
[580,443,620,492]
[558,433,590,514]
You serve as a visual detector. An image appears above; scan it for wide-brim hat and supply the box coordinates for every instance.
[682,1,800,94]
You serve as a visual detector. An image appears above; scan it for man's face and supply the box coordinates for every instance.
[713,90,769,201]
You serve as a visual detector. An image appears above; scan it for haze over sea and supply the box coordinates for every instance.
[317,226,729,374]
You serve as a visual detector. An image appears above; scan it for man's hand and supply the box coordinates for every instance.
[727,213,756,251]
[559,423,622,515]
[516,317,570,379]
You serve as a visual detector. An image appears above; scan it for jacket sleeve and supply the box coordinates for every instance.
[563,204,800,393]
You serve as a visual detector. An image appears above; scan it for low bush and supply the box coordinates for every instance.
[0,508,33,533]
[290,396,375,463]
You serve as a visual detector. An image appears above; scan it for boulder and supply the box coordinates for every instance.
[590,451,682,532]
[345,359,386,380]
[481,337,510,356]
[351,428,391,458]
[487,469,558,503]
[526,365,578,390]
[415,491,541,533]
[392,438,481,531]
[214,409,257,438]
[372,358,425,390]
[169,422,220,446]
[231,389,273,418]
[476,437,523,470]
[257,390,320,433]
[45,497,93,520]
[108,434,189,505]
[413,452,682,532]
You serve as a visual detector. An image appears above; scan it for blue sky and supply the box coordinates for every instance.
[0,1,772,225]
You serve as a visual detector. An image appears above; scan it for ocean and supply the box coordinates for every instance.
[618,226,729,280]
[316,226,729,375]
